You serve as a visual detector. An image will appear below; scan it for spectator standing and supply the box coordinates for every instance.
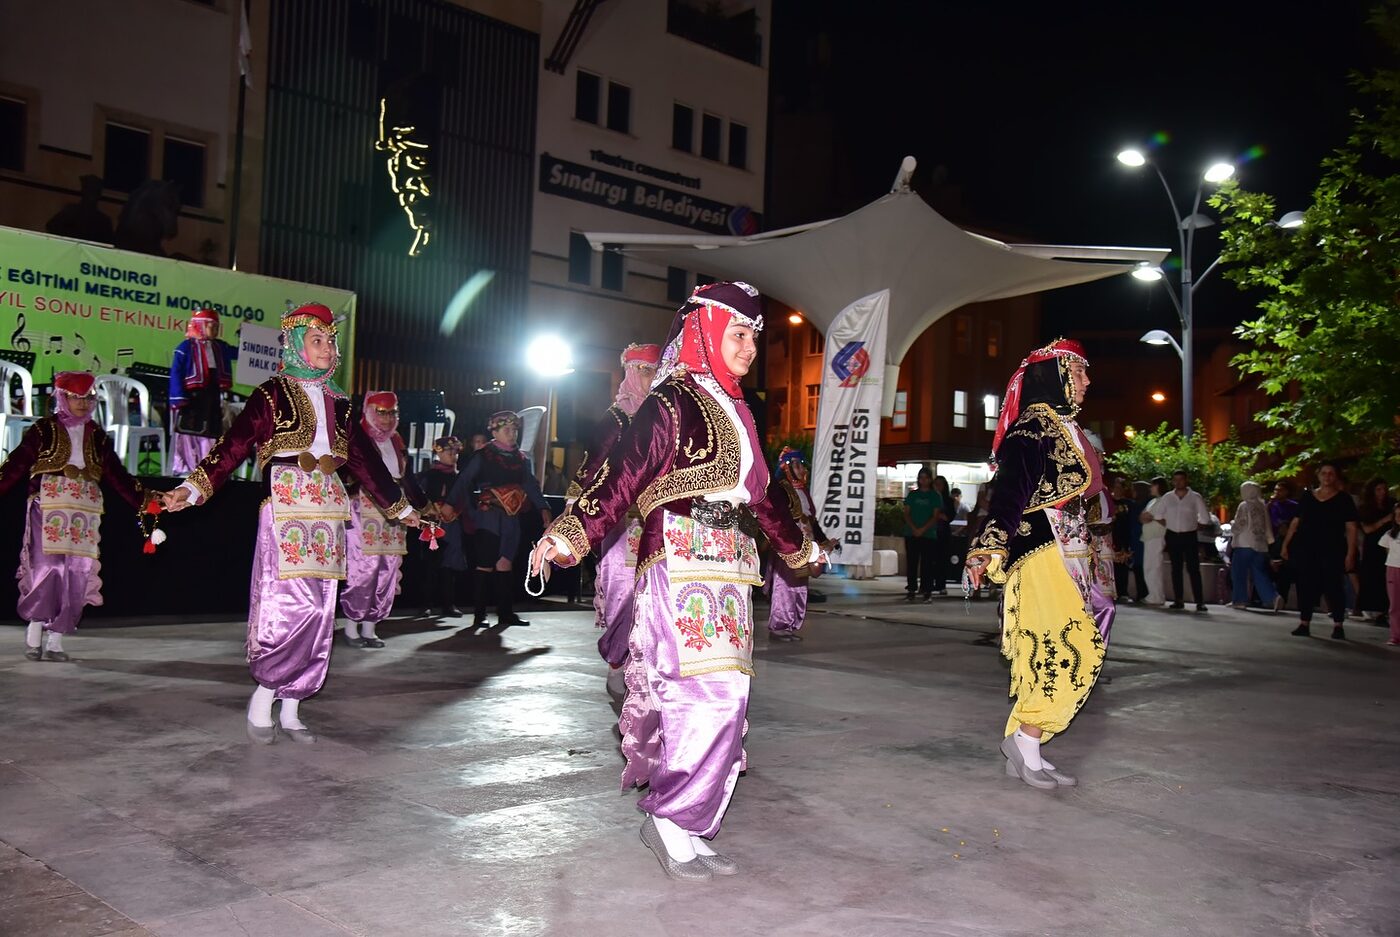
[1129,480,1151,601]
[1283,463,1360,640]
[930,475,953,595]
[1376,503,1400,645]
[1139,476,1169,606]
[901,467,943,602]
[1151,469,1213,611]
[1268,480,1300,611]
[1230,482,1279,610]
[1110,477,1134,600]
[1356,478,1394,622]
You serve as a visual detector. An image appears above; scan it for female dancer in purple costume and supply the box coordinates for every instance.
[530,282,822,883]
[0,371,148,661]
[164,303,419,744]
[765,447,837,641]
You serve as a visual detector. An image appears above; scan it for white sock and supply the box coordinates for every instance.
[44,631,64,653]
[690,836,717,857]
[247,685,276,727]
[362,621,379,640]
[651,815,697,861]
[278,698,306,730]
[1013,728,1043,771]
[26,621,44,647]
[343,620,360,640]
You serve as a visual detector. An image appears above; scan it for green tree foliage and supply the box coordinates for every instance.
[1107,421,1255,511]
[1209,4,1400,478]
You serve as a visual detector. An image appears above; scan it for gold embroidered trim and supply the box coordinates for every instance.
[382,495,410,518]
[575,461,610,517]
[1005,539,1058,579]
[972,521,1010,554]
[549,513,591,561]
[636,378,742,518]
[188,466,215,501]
[565,480,582,499]
[636,548,664,577]
[29,421,68,476]
[278,569,348,581]
[1015,404,1091,514]
[679,660,756,678]
[257,377,317,468]
[778,530,814,570]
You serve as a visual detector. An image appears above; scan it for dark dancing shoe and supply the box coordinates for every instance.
[497,614,530,627]
[1290,623,1311,637]
[999,735,1058,791]
[1195,604,1209,613]
[360,636,386,648]
[768,631,797,642]
[43,649,71,662]
[1040,764,1079,787]
[1330,625,1346,641]
[468,615,488,630]
[639,816,711,883]
[443,605,463,617]
[23,646,42,661]
[903,592,917,602]
[343,635,367,649]
[695,850,739,876]
[1169,602,1185,610]
[246,721,278,745]
[281,726,317,744]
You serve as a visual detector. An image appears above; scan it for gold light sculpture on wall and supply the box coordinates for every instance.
[375,98,432,256]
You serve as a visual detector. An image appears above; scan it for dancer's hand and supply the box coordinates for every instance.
[163,488,192,512]
[529,539,559,580]
[965,555,988,591]
[437,503,457,523]
[402,510,421,528]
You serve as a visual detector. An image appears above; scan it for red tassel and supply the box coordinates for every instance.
[428,538,439,551]
[146,499,163,515]
[142,540,156,554]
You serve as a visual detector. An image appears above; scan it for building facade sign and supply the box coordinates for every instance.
[539,153,757,235]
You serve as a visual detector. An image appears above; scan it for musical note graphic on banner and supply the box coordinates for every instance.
[46,336,62,355]
[9,313,30,352]
[72,332,86,356]
[114,348,135,373]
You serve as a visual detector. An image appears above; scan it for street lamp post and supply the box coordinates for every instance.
[1117,149,1235,440]
[524,334,574,482]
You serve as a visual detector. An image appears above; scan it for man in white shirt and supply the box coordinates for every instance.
[1151,469,1214,611]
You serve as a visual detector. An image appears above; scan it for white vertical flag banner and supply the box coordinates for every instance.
[810,289,889,568]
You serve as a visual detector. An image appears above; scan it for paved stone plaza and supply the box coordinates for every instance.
[1,579,1397,937]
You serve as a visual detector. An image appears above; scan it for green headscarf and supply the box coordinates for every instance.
[280,324,346,397]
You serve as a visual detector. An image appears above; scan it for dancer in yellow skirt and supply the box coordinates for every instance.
[966,338,1107,790]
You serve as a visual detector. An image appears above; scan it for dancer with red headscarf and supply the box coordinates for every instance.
[341,391,428,647]
[568,342,662,694]
[530,282,821,883]
[0,372,149,661]
[164,303,419,744]
[168,307,236,473]
[966,339,1107,791]
[765,447,837,641]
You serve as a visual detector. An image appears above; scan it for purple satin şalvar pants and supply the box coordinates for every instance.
[16,500,101,634]
[765,560,807,635]
[594,520,637,667]
[1090,581,1116,645]
[620,561,748,839]
[247,502,337,700]
[171,433,215,475]
[341,498,403,624]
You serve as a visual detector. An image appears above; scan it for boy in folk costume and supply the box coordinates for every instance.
[340,391,429,647]
[163,303,420,744]
[416,435,466,617]
[531,282,823,882]
[168,306,237,473]
[0,371,149,661]
[447,411,550,629]
[569,342,662,694]
[966,339,1107,791]
[765,447,838,642]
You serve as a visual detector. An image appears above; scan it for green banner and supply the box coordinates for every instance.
[0,225,356,397]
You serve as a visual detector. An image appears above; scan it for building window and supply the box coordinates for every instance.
[727,121,747,170]
[804,384,820,428]
[695,272,716,287]
[162,136,205,209]
[575,71,600,124]
[0,96,25,172]
[891,390,908,429]
[606,81,631,134]
[103,122,151,194]
[953,390,968,429]
[601,245,624,291]
[983,393,999,431]
[953,314,971,355]
[667,266,689,302]
[807,328,824,356]
[986,320,1001,358]
[700,113,721,161]
[568,231,591,284]
[672,103,693,152]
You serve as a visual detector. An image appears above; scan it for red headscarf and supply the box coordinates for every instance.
[989,338,1088,459]
[662,281,764,399]
[361,390,398,444]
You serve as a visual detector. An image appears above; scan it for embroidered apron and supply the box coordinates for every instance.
[1048,504,1095,613]
[268,464,351,579]
[359,493,408,556]
[38,472,103,558]
[661,511,762,677]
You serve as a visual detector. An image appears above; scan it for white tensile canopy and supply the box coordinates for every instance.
[585,160,1169,366]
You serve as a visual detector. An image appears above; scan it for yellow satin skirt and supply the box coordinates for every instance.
[1001,545,1106,741]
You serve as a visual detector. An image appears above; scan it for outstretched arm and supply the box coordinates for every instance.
[966,432,1042,586]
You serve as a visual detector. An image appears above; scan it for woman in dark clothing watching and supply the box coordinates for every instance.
[1282,463,1359,640]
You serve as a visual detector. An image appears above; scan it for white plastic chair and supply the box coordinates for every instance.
[94,374,166,476]
[405,418,446,474]
[0,360,38,458]
[443,407,455,437]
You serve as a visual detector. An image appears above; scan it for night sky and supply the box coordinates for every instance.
[768,1,1378,340]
